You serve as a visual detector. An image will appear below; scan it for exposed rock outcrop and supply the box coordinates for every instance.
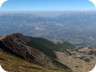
[0,33,53,67]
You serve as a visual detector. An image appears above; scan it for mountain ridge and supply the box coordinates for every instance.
[0,33,72,72]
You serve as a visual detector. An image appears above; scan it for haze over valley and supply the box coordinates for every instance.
[0,11,96,48]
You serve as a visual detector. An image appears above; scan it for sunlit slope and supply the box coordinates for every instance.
[0,49,71,72]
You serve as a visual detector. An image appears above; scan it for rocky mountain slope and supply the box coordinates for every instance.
[0,33,72,72]
[0,48,69,72]
[0,33,95,72]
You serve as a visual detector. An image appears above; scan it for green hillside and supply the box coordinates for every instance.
[26,37,57,59]
[27,37,75,58]
[56,42,75,52]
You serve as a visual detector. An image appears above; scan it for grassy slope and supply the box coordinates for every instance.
[0,49,71,72]
[55,52,95,72]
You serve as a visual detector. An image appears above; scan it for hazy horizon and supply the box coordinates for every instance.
[1,10,96,17]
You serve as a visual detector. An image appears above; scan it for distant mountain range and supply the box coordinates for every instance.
[0,12,96,48]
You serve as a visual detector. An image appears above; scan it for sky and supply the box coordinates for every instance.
[0,0,96,11]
